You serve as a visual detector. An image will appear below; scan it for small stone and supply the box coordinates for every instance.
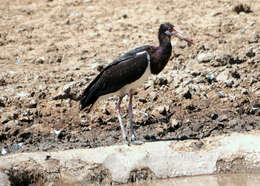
[241,88,248,95]
[1,148,7,155]
[36,57,45,64]
[218,114,229,122]
[56,56,62,63]
[182,127,193,137]
[193,123,203,132]
[1,113,10,124]
[197,53,215,63]
[16,92,31,99]
[240,28,245,34]
[211,113,218,120]
[246,48,255,58]
[193,141,204,150]
[154,77,168,86]
[157,106,167,116]
[0,77,6,86]
[0,172,10,185]
[170,118,180,128]
[231,71,240,79]
[216,71,229,82]
[19,131,32,139]
[218,91,225,98]
[25,99,37,108]
[4,120,19,131]
[150,92,158,101]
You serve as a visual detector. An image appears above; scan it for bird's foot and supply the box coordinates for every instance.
[131,140,144,145]
[130,134,144,145]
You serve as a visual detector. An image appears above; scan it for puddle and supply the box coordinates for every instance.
[125,173,260,186]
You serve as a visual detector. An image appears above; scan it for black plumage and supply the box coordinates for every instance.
[79,23,194,144]
[80,46,151,110]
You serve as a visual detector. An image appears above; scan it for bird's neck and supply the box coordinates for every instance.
[150,35,172,74]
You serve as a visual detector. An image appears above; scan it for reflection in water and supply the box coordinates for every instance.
[126,173,260,186]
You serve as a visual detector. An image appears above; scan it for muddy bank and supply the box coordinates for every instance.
[1,132,260,185]
[0,0,260,155]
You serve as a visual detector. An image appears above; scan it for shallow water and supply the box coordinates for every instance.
[126,173,260,186]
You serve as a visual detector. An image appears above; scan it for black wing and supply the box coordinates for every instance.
[80,46,152,110]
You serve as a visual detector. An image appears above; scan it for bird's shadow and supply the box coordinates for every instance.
[145,136,200,143]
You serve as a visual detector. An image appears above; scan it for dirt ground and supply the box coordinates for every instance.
[0,0,259,155]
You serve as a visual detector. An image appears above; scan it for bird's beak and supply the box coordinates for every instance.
[171,27,195,45]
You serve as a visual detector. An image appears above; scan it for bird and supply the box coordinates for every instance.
[80,23,194,145]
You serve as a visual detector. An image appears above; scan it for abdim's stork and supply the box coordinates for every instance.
[80,23,194,144]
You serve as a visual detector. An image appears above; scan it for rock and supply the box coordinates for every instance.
[233,3,252,14]
[213,53,231,67]
[241,88,248,95]
[193,141,204,150]
[35,56,45,64]
[218,115,229,122]
[0,99,5,107]
[52,82,78,100]
[170,118,180,128]
[0,113,9,124]
[231,70,240,79]
[193,123,203,132]
[16,92,31,99]
[154,77,168,87]
[246,48,255,58]
[149,92,158,101]
[216,71,229,82]
[218,91,225,98]
[19,131,32,140]
[156,106,167,116]
[211,113,218,120]
[0,77,6,86]
[0,172,10,186]
[24,99,37,108]
[197,53,215,63]
[20,109,34,122]
[0,96,8,107]
[4,120,19,131]
[182,127,193,137]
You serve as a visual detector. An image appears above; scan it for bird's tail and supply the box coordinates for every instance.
[80,77,102,111]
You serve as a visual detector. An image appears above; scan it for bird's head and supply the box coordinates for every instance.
[159,23,194,45]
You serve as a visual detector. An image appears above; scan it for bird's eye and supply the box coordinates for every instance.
[169,28,174,32]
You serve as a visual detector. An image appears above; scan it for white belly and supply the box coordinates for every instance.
[96,51,151,105]
[120,63,151,95]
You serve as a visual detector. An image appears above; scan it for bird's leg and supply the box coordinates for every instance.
[116,96,129,145]
[129,91,136,141]
[129,91,143,145]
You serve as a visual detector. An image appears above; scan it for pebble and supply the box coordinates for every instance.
[149,91,158,101]
[218,91,225,98]
[193,141,204,150]
[12,143,23,151]
[1,148,7,155]
[193,123,203,132]
[197,53,215,63]
[216,71,229,82]
[182,127,193,137]
[16,92,31,98]
[24,99,37,108]
[157,106,167,116]
[170,118,180,128]
[0,77,6,86]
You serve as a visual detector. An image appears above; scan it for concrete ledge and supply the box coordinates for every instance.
[1,131,260,185]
